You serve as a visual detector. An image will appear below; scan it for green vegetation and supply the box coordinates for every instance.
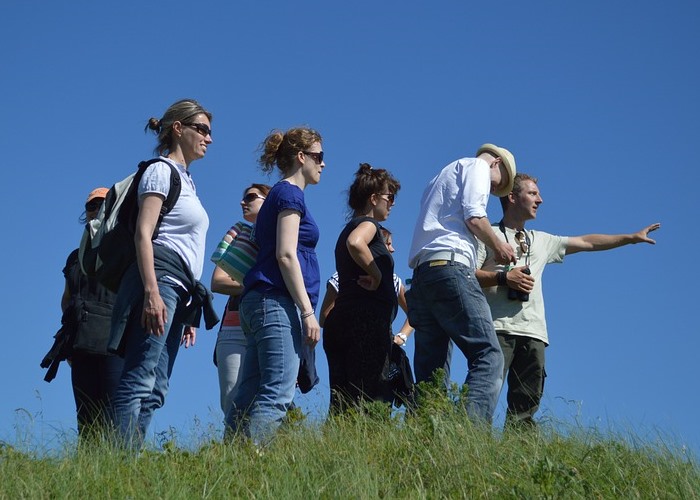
[2,381,698,499]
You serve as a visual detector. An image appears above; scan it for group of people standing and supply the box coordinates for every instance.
[51,97,660,450]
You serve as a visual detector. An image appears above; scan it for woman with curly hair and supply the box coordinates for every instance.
[323,163,401,413]
[226,127,324,445]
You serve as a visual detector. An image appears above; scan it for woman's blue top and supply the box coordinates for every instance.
[243,181,320,308]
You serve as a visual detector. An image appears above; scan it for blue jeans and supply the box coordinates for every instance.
[112,280,188,449]
[406,261,504,423]
[226,289,301,445]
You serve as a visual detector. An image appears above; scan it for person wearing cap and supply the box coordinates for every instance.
[82,188,109,221]
[475,173,660,429]
[406,143,517,424]
[61,187,124,438]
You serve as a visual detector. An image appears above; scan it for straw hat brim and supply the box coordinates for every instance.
[476,143,516,197]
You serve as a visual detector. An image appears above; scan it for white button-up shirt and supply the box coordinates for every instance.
[408,157,490,269]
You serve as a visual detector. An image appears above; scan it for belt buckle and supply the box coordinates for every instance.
[429,260,449,267]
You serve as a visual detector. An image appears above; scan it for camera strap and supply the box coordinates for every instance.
[498,220,531,267]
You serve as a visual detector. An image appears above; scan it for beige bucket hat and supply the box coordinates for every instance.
[476,143,516,197]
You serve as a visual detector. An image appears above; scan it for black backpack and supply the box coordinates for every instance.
[40,250,116,382]
[79,158,181,293]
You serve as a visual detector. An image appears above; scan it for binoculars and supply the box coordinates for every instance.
[507,267,531,302]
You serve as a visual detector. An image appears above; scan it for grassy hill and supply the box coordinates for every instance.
[2,383,697,498]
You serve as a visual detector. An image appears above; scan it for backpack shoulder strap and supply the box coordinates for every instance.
[132,158,181,208]
[136,157,182,240]
[158,158,182,216]
[115,160,158,226]
[133,158,164,193]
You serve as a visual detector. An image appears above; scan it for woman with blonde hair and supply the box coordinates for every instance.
[110,98,216,449]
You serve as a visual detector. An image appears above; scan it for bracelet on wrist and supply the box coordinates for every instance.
[497,271,508,287]
[300,309,315,319]
[396,333,408,344]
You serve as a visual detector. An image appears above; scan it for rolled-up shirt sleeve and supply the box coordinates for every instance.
[462,158,490,219]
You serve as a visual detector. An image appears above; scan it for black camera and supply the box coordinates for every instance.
[507,267,531,302]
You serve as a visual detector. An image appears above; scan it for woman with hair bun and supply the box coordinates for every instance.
[226,127,324,445]
[323,163,401,413]
[111,98,215,449]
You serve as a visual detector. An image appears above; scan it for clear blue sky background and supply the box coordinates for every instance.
[2,1,698,455]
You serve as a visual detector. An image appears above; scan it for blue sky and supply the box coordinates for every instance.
[2,1,698,454]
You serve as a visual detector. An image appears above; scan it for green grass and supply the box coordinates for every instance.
[2,382,698,499]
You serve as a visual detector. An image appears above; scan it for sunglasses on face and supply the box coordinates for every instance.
[183,122,212,137]
[85,200,103,212]
[378,192,395,204]
[514,230,530,253]
[302,150,324,164]
[242,193,266,204]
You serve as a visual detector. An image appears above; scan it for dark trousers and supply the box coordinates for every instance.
[498,333,546,428]
[71,350,124,436]
[323,302,393,413]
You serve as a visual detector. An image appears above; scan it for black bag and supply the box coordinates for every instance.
[41,247,117,382]
[72,297,113,354]
[380,343,414,407]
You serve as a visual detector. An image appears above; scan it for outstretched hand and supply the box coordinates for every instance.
[634,223,661,244]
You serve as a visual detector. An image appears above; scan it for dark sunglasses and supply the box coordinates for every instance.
[85,200,104,212]
[302,150,324,164]
[378,192,395,204]
[242,192,266,204]
[184,122,212,137]
[514,230,530,254]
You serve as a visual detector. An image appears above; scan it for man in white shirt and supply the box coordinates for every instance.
[406,143,517,423]
[476,173,660,428]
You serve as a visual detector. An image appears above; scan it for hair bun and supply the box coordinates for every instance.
[147,117,161,132]
[358,162,373,175]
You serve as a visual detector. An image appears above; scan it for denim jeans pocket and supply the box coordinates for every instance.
[419,265,469,319]
[260,294,296,331]
[241,290,299,340]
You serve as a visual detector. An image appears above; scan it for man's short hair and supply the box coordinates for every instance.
[500,173,538,213]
